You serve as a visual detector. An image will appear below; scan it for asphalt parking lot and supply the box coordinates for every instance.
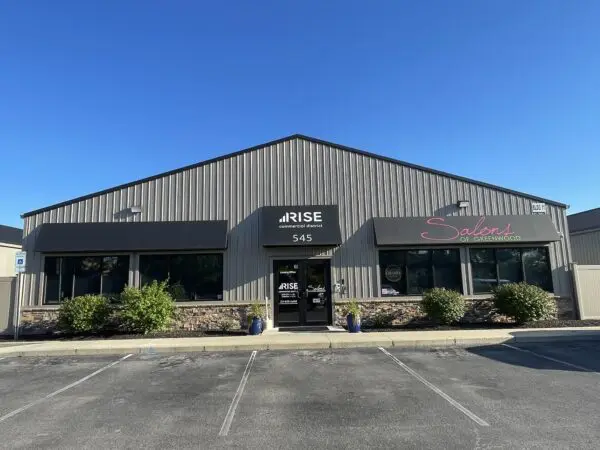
[1,341,599,449]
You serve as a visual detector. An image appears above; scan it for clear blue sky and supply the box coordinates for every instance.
[1,1,599,228]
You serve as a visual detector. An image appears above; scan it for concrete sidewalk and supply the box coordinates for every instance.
[1,326,600,357]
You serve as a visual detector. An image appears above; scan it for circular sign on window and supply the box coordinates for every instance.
[385,265,403,282]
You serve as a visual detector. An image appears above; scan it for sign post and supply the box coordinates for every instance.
[14,252,26,341]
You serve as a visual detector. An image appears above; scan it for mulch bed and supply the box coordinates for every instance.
[4,329,248,341]
[360,319,600,332]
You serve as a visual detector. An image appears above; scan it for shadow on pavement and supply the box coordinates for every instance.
[509,328,600,342]
[465,330,600,373]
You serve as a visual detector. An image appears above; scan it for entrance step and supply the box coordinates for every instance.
[268,326,346,333]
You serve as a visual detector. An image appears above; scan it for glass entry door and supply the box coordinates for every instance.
[273,259,331,327]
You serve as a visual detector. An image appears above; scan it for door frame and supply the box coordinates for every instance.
[270,256,333,327]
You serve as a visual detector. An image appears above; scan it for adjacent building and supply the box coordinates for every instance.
[568,208,600,265]
[18,135,575,332]
[0,225,22,277]
[0,224,22,335]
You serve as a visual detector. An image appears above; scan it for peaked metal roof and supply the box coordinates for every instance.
[0,224,23,246]
[568,207,600,233]
[21,134,567,218]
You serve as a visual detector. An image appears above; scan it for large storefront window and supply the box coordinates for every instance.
[470,247,553,293]
[44,255,130,304]
[379,249,461,296]
[139,253,223,301]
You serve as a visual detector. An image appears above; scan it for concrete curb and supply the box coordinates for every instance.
[1,327,599,358]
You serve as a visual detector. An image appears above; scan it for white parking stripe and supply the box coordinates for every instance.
[219,350,257,437]
[502,344,597,373]
[0,357,5,361]
[0,354,133,424]
[379,347,490,427]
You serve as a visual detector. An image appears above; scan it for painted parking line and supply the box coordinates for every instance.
[0,357,5,362]
[218,350,257,437]
[379,347,490,427]
[502,344,598,374]
[0,354,133,424]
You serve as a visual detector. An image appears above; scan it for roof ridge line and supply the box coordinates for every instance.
[21,134,567,218]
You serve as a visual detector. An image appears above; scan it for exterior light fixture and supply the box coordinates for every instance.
[457,201,470,208]
[129,206,142,214]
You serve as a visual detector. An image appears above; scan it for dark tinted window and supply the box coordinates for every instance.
[497,249,523,286]
[44,255,130,304]
[101,256,130,297]
[139,253,224,301]
[522,248,553,291]
[470,249,498,293]
[44,257,61,304]
[406,250,431,295]
[471,247,552,293]
[73,256,102,297]
[432,249,462,292]
[379,249,461,296]
[379,251,406,296]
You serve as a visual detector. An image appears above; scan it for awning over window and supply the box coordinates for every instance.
[35,221,228,252]
[373,215,561,246]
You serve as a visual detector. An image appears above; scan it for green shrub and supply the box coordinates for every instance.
[120,281,175,334]
[218,317,239,332]
[493,282,556,324]
[57,295,112,333]
[370,311,393,328]
[345,299,361,318]
[421,288,465,325]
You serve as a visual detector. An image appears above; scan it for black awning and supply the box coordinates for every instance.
[35,221,228,252]
[373,215,561,246]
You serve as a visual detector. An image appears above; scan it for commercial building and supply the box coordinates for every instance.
[568,208,600,265]
[18,135,574,332]
[0,224,22,277]
[0,224,22,335]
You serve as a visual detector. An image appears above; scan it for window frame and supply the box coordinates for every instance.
[137,251,225,302]
[42,253,132,305]
[378,247,463,297]
[469,246,553,294]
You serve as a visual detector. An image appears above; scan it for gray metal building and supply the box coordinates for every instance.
[568,208,600,265]
[19,134,573,329]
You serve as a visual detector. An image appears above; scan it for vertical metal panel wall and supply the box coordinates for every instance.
[22,137,573,305]
[570,230,600,265]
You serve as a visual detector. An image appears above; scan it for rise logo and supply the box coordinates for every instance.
[278,211,322,223]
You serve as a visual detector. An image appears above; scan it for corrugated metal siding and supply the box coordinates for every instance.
[22,137,573,305]
[571,229,600,265]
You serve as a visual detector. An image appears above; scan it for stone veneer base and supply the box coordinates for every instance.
[19,297,576,334]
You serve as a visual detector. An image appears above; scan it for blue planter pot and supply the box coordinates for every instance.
[346,314,361,333]
[250,317,263,335]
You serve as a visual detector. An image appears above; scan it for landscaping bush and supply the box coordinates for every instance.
[57,295,112,333]
[217,317,239,332]
[422,288,465,325]
[493,282,556,324]
[120,281,175,334]
[370,311,393,328]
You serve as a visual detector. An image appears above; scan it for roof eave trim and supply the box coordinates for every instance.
[21,133,567,218]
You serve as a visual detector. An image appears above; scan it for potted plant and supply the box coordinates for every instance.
[345,300,361,333]
[248,303,265,335]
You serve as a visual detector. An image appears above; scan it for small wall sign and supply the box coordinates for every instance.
[531,203,547,214]
[15,251,26,273]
